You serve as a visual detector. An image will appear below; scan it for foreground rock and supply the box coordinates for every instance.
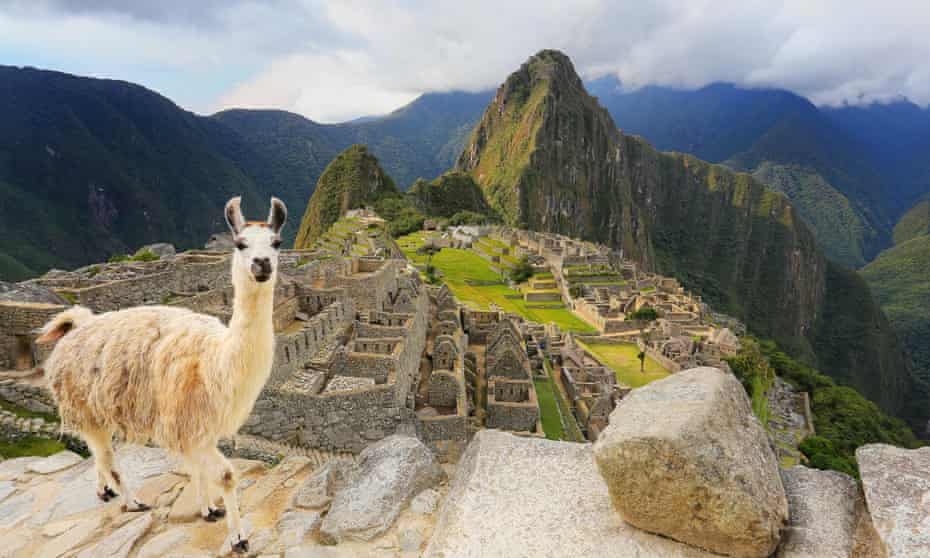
[857,444,930,557]
[0,444,443,557]
[320,435,442,544]
[777,466,876,557]
[425,429,715,557]
[593,367,788,557]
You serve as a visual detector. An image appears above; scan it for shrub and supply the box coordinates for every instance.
[628,307,659,321]
[509,256,534,283]
[449,210,489,226]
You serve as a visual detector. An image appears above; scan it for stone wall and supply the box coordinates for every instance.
[0,302,67,369]
[0,379,56,415]
[486,378,539,432]
[428,370,459,407]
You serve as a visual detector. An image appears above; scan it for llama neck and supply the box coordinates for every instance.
[225,282,276,397]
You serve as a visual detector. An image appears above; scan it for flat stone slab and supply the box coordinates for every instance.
[27,451,84,475]
[424,429,714,557]
[857,444,930,557]
[776,466,864,557]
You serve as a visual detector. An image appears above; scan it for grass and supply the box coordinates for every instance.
[578,341,670,388]
[398,233,597,333]
[750,374,770,426]
[533,378,564,440]
[0,436,66,458]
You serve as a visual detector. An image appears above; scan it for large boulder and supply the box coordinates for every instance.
[319,435,442,544]
[857,444,930,557]
[776,466,872,557]
[424,429,716,557]
[593,367,788,557]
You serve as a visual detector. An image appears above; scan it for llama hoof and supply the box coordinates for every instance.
[204,507,226,522]
[122,500,151,512]
[231,537,249,554]
[98,486,118,502]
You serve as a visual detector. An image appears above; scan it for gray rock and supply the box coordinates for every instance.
[857,444,930,557]
[0,456,42,480]
[776,466,862,557]
[76,512,153,558]
[0,490,35,529]
[398,527,423,552]
[205,232,234,251]
[36,515,104,558]
[593,367,788,558]
[410,488,439,514]
[135,527,190,558]
[28,451,84,474]
[0,280,67,304]
[424,429,715,558]
[0,480,16,504]
[291,460,356,510]
[320,435,442,543]
[276,510,322,549]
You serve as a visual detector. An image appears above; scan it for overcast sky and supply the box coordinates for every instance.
[2,0,929,123]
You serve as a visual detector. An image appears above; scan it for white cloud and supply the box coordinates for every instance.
[2,0,930,121]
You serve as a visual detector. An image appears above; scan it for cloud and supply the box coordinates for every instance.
[2,0,930,121]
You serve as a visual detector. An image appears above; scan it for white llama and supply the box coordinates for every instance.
[37,196,286,554]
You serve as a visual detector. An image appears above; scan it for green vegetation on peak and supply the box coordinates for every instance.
[751,162,876,268]
[892,199,930,245]
[408,172,493,219]
[862,234,930,392]
[294,145,399,247]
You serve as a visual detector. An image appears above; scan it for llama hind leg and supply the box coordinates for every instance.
[82,427,118,502]
[82,427,149,512]
[202,447,247,553]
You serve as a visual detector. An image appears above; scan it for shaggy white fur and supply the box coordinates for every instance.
[37,196,286,554]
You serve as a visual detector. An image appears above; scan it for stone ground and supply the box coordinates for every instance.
[0,445,448,558]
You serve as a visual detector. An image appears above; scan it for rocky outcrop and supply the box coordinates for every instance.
[776,466,876,558]
[408,172,492,219]
[320,435,443,544]
[0,444,444,557]
[593,367,788,557]
[857,444,930,557]
[425,429,716,558]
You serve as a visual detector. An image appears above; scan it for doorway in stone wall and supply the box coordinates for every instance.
[14,336,34,370]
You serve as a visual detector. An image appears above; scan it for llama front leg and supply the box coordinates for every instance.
[202,447,247,553]
[186,451,226,522]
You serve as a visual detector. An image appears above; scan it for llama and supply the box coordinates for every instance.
[36,196,286,554]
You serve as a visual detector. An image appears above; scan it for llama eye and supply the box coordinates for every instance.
[271,239,282,249]
[235,240,247,250]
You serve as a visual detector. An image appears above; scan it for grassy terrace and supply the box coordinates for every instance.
[578,341,670,388]
[533,378,564,440]
[398,232,596,333]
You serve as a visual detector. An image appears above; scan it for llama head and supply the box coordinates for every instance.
[225,196,287,287]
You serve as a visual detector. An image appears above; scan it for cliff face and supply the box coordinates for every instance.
[458,50,925,430]
[294,145,398,247]
[456,50,653,266]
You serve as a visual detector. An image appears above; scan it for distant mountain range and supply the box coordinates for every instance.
[0,65,490,280]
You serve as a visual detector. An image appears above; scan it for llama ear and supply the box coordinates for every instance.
[268,197,287,234]
[225,196,245,235]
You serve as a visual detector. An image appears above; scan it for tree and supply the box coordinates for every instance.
[417,240,442,269]
[628,306,659,321]
[509,255,534,283]
[638,328,653,372]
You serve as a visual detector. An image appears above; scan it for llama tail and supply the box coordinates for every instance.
[36,306,94,344]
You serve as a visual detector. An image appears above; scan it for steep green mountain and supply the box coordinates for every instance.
[587,78,892,267]
[294,145,399,247]
[863,202,930,405]
[460,50,926,432]
[892,199,930,245]
[408,171,492,218]
[456,51,653,264]
[214,90,492,194]
[0,65,269,280]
